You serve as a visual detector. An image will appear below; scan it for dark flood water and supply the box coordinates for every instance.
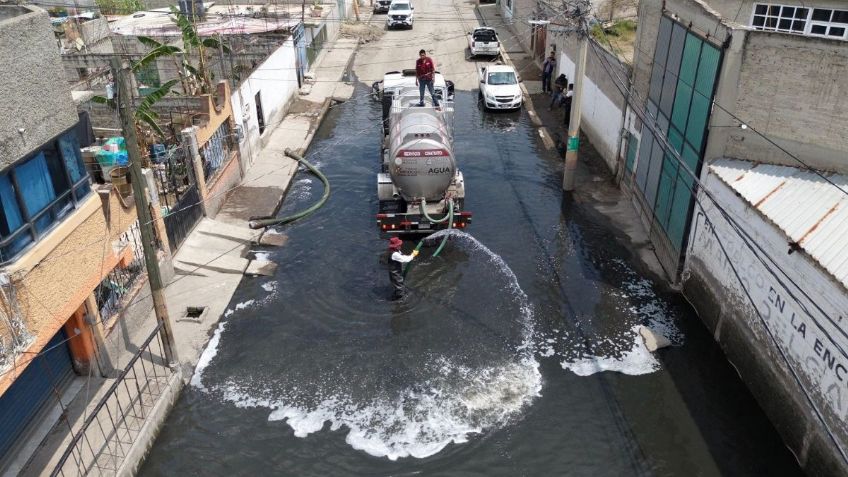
[141,90,801,476]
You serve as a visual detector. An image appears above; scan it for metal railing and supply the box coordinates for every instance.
[200,122,232,181]
[93,221,146,325]
[152,145,195,211]
[51,322,175,477]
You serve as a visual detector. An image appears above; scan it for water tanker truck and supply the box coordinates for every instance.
[373,70,471,234]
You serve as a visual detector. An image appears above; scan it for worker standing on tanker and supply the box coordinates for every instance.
[415,49,440,108]
[388,237,418,300]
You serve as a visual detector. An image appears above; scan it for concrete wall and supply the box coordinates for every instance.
[231,38,299,166]
[554,32,628,173]
[633,0,848,175]
[684,172,848,476]
[192,81,242,217]
[321,0,352,46]
[500,0,535,53]
[0,5,79,164]
[721,31,848,173]
[0,186,137,395]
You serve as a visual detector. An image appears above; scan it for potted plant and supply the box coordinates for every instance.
[311,0,323,17]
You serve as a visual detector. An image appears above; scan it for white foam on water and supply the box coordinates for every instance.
[261,281,277,292]
[253,252,271,262]
[234,299,255,311]
[561,326,659,376]
[218,357,541,461]
[204,229,543,460]
[191,321,227,391]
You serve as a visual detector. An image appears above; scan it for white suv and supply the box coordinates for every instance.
[478,64,522,110]
[386,0,414,29]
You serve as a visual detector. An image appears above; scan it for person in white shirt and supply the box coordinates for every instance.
[388,236,418,299]
[563,83,574,127]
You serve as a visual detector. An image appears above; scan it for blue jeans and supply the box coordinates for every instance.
[542,72,552,93]
[418,79,439,106]
[549,90,563,108]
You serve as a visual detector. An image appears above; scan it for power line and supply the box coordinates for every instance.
[1,0,567,381]
[586,36,845,347]
[588,20,848,198]
[585,28,848,465]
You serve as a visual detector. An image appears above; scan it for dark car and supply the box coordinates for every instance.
[374,0,391,13]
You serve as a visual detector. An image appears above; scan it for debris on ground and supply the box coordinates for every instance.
[638,325,672,352]
[340,21,385,44]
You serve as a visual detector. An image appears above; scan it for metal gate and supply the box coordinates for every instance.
[532,23,547,61]
[292,23,308,87]
[0,328,74,460]
[153,147,204,254]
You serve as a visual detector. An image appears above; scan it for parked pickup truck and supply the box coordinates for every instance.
[373,0,391,13]
[467,27,500,58]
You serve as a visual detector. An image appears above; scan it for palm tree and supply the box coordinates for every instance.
[94,7,230,150]
[134,6,230,96]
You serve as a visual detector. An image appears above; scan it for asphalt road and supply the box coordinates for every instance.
[140,1,802,475]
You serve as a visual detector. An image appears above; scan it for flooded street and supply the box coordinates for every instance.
[140,89,800,475]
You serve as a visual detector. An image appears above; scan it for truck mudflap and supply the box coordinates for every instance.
[377,211,472,234]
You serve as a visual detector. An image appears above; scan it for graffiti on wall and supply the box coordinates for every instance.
[689,198,848,431]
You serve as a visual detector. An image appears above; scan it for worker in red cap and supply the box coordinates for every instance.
[388,236,418,299]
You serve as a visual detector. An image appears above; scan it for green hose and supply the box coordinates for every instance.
[432,200,454,258]
[419,198,453,223]
[403,200,454,278]
[248,148,330,229]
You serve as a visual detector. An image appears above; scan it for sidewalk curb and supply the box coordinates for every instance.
[297,97,334,156]
[476,5,555,151]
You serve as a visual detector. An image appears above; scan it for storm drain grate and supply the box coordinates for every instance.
[185,306,206,319]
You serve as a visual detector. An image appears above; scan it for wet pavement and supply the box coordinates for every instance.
[140,89,801,476]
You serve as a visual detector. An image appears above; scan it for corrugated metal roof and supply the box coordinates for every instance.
[709,159,848,290]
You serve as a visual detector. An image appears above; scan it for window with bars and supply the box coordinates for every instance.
[751,4,848,40]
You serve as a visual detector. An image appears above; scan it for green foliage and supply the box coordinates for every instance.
[591,19,637,39]
[134,9,231,95]
[95,0,143,15]
[90,95,115,108]
[90,79,178,140]
[133,42,181,73]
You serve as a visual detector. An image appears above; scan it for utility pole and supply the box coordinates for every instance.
[110,58,180,366]
[562,10,589,192]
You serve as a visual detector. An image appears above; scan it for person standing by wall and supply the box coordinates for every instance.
[549,73,568,110]
[415,49,440,108]
[542,51,557,94]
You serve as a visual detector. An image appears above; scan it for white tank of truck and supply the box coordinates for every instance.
[387,109,456,201]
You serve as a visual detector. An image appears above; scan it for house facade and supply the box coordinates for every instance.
[0,5,142,469]
[623,0,848,474]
